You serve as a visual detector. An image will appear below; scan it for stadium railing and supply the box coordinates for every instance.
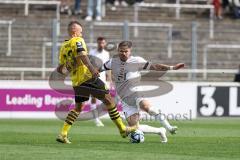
[91,21,173,58]
[203,44,240,79]
[0,67,237,81]
[0,20,14,56]
[0,0,61,21]
[134,2,214,39]
[175,0,209,19]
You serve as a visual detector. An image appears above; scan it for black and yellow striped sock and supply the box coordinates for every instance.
[108,106,126,133]
[61,109,80,136]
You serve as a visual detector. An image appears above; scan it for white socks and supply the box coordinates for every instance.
[148,107,173,131]
[91,104,104,126]
[138,124,167,143]
[139,124,163,134]
[91,104,97,119]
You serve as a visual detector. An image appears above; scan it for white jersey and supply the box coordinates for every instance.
[103,56,150,100]
[90,48,110,83]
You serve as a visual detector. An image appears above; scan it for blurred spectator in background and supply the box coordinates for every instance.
[89,37,111,127]
[135,0,144,5]
[114,0,128,7]
[222,0,229,9]
[212,0,223,19]
[60,0,72,15]
[106,0,117,11]
[105,0,144,11]
[234,65,240,82]
[74,0,82,15]
[232,0,240,18]
[85,0,102,21]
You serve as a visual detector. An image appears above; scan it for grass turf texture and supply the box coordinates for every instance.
[0,118,240,160]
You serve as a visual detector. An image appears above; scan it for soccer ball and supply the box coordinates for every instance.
[129,130,144,143]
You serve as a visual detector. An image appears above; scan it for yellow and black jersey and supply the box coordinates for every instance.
[59,37,92,86]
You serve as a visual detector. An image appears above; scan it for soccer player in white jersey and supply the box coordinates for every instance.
[101,41,184,143]
[89,37,111,127]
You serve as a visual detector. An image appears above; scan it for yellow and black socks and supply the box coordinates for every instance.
[108,106,126,133]
[61,109,80,136]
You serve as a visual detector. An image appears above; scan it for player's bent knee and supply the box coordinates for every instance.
[139,99,150,107]
[148,106,161,115]
[102,94,114,106]
[91,97,97,103]
[127,113,140,126]
[75,103,84,112]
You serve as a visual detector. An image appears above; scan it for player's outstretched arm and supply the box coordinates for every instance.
[150,63,184,71]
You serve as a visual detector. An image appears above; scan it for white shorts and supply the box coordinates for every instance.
[122,97,144,119]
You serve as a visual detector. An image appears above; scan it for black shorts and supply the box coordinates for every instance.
[73,78,109,103]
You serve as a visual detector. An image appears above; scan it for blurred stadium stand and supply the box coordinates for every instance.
[0,0,239,81]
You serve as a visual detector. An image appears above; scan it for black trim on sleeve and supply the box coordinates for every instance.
[103,63,111,70]
[76,41,85,53]
[143,62,149,70]
[77,48,85,53]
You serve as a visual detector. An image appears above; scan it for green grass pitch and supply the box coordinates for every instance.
[0,118,240,160]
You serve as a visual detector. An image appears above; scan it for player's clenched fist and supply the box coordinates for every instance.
[91,68,100,78]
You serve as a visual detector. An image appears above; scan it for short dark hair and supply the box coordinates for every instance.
[68,20,82,32]
[97,37,106,41]
[118,41,132,49]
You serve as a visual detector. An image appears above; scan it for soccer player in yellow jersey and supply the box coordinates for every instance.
[56,21,136,144]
